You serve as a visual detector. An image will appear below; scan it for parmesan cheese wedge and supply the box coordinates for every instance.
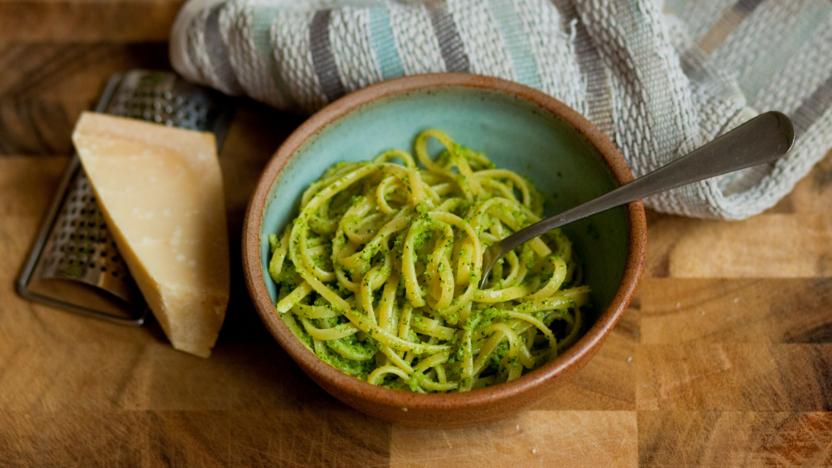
[72,112,229,357]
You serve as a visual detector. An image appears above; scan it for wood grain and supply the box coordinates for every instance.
[637,343,832,411]
[0,157,66,215]
[1,120,830,466]
[663,215,832,277]
[639,278,832,344]
[2,123,830,466]
[639,412,832,466]
[0,409,390,467]
[0,43,170,155]
[0,1,831,462]
[0,1,183,42]
[391,411,638,468]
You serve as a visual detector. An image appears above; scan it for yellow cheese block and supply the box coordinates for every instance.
[72,112,229,357]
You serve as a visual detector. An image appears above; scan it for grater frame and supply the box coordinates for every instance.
[16,71,232,326]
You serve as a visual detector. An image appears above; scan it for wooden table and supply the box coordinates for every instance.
[2,2,831,466]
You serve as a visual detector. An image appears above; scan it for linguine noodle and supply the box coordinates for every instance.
[268,129,589,392]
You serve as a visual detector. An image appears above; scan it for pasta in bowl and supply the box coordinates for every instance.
[268,129,589,392]
[243,74,646,426]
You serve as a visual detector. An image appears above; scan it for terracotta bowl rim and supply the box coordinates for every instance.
[243,73,646,411]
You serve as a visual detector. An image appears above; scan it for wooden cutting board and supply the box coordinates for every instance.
[1,2,830,466]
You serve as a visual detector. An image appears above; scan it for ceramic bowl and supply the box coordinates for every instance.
[243,74,646,427]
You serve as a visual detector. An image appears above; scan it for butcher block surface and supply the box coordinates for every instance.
[1,1,830,466]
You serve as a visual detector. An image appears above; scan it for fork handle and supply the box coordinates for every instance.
[495,111,795,255]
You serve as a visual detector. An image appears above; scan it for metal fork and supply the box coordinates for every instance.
[480,111,795,287]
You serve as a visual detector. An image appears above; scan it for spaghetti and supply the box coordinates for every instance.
[268,129,589,392]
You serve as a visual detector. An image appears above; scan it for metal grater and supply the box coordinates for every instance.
[17,70,232,326]
[39,171,137,302]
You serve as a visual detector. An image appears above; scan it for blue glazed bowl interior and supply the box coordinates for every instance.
[259,87,630,319]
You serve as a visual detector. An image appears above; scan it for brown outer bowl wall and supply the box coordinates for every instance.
[243,73,647,428]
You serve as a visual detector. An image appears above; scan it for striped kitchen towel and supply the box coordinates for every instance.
[170,0,832,219]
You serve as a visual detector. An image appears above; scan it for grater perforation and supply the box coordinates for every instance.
[39,169,137,302]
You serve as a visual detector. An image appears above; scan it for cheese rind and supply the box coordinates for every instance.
[72,112,230,357]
